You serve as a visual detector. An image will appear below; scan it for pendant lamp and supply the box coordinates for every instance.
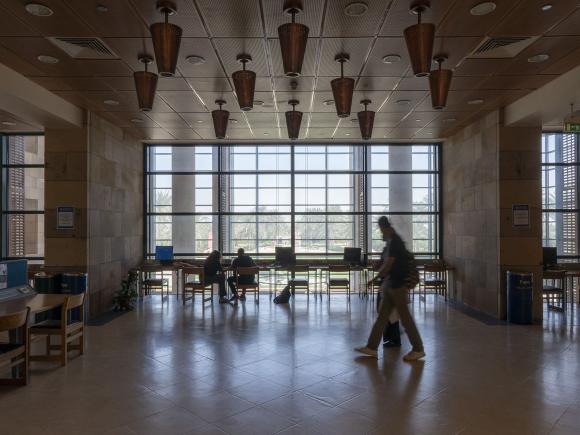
[212,99,229,139]
[134,55,158,112]
[232,54,256,111]
[285,99,302,140]
[404,0,435,77]
[429,56,452,110]
[331,54,355,118]
[278,0,309,77]
[150,1,182,77]
[357,99,375,140]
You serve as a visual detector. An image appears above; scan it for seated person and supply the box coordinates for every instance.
[227,248,256,301]
[204,250,228,304]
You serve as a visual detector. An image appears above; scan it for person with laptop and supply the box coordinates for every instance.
[228,248,256,302]
[355,216,425,362]
[204,250,228,304]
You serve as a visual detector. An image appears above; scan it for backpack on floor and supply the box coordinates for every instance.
[274,286,291,304]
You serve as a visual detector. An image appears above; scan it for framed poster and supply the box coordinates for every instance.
[57,206,75,230]
[512,204,530,228]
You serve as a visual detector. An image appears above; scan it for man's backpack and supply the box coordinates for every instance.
[273,285,291,304]
[404,252,420,290]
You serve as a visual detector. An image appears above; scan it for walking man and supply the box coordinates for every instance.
[355,216,425,362]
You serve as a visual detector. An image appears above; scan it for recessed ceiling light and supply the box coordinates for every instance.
[103,99,120,106]
[37,54,59,64]
[528,53,550,63]
[185,55,206,65]
[382,54,401,64]
[196,120,204,124]
[396,99,411,106]
[541,4,553,11]
[468,98,484,105]
[263,132,269,136]
[230,118,239,124]
[25,3,54,16]
[1,121,17,126]
[95,4,109,13]
[254,100,265,106]
[344,2,369,16]
[323,99,335,107]
[350,118,358,123]
[470,2,497,16]
[443,117,457,122]
[345,132,351,136]
[415,119,421,122]
[130,118,144,123]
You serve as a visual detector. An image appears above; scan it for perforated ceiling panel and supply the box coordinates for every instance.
[0,0,580,140]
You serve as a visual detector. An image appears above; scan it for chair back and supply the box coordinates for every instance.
[183,266,205,287]
[0,308,29,333]
[288,265,309,273]
[66,293,85,310]
[236,266,259,277]
[329,265,350,273]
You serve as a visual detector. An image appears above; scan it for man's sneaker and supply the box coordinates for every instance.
[219,297,229,304]
[403,350,425,362]
[354,346,378,358]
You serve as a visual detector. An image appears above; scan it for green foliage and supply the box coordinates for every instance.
[113,270,139,311]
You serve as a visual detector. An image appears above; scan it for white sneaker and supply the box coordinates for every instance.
[403,350,425,362]
[354,346,378,358]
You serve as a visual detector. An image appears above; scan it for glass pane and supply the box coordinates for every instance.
[7,135,45,165]
[543,212,578,257]
[7,213,44,257]
[7,168,45,211]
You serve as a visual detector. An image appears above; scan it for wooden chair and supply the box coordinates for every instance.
[236,266,260,302]
[182,266,213,304]
[142,276,169,298]
[543,270,567,312]
[327,265,351,299]
[287,265,310,296]
[28,294,85,367]
[0,308,30,386]
[421,262,448,300]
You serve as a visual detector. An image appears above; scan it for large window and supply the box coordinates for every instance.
[145,144,440,259]
[542,133,579,260]
[1,134,45,261]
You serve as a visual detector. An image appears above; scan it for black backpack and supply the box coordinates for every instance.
[274,286,291,304]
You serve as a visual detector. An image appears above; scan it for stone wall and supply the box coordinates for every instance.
[87,114,143,316]
[443,111,501,317]
[443,111,543,320]
[44,113,143,317]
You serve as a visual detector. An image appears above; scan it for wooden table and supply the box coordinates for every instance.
[0,293,67,317]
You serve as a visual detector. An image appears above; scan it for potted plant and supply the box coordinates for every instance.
[113,270,139,311]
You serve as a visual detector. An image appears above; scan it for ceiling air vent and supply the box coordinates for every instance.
[47,37,118,59]
[469,36,539,59]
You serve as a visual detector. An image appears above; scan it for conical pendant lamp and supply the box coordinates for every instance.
[357,99,375,140]
[232,54,256,111]
[212,99,229,139]
[150,1,182,77]
[404,1,435,77]
[331,54,355,118]
[429,56,453,110]
[285,99,302,140]
[134,55,158,112]
[278,0,309,77]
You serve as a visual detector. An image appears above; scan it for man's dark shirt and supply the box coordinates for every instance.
[204,256,223,278]
[380,232,409,288]
[232,254,256,283]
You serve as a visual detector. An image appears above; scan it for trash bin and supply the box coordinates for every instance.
[507,271,533,324]
[61,273,87,322]
[34,273,61,322]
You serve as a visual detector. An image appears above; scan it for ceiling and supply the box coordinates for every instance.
[1,0,580,141]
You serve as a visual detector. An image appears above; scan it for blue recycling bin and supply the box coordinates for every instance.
[507,271,533,324]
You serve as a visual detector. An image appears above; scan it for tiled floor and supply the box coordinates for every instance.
[1,294,580,435]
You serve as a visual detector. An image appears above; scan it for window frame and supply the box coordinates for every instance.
[144,143,442,260]
[1,133,45,262]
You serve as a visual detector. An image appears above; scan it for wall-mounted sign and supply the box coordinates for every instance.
[512,204,530,228]
[57,206,75,230]
[563,122,580,133]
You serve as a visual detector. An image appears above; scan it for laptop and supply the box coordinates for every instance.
[343,247,362,266]
[155,246,174,265]
[275,247,296,267]
[542,247,557,270]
